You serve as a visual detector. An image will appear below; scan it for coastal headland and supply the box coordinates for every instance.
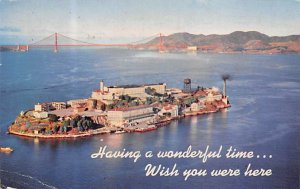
[2,31,300,54]
[8,79,231,139]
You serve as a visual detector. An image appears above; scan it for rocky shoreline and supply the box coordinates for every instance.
[8,104,231,139]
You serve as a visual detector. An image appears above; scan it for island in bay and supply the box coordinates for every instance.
[8,78,231,138]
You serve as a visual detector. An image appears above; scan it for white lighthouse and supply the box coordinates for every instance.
[100,80,104,92]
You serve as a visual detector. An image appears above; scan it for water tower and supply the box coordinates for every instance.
[183,78,191,92]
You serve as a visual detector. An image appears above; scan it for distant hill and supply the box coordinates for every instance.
[144,31,300,54]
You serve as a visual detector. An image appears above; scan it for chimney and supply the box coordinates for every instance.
[100,80,104,92]
[223,79,226,97]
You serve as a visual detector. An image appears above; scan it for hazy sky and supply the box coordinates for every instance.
[0,0,300,44]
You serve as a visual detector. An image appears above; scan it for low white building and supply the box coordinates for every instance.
[67,99,88,108]
[166,88,182,95]
[191,103,199,112]
[206,92,222,102]
[107,105,154,127]
[33,111,48,119]
[34,103,43,112]
[91,91,115,101]
[190,102,205,112]
[51,102,66,110]
[34,103,51,112]
[187,46,198,51]
[158,104,179,117]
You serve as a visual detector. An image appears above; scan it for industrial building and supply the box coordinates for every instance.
[107,105,155,127]
[91,80,167,103]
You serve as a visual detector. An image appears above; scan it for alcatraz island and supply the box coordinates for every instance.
[8,77,231,139]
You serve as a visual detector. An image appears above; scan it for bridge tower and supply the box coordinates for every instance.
[54,32,58,53]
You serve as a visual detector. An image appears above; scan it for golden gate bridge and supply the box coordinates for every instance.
[4,32,188,52]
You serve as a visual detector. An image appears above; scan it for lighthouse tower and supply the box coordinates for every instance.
[100,80,104,92]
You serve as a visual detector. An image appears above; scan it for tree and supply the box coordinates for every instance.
[100,104,106,111]
[70,119,76,128]
[164,112,172,117]
[145,87,156,96]
[45,126,52,135]
[129,101,138,106]
[87,120,93,129]
[53,123,58,133]
[62,120,68,133]
[48,114,58,122]
[119,95,132,102]
[25,121,30,129]
[124,95,132,102]
[82,120,88,131]
[107,104,115,110]
[146,97,154,104]
[77,120,83,132]
[116,101,125,107]
[65,119,70,126]
[119,95,125,100]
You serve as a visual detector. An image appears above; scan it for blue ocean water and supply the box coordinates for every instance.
[0,49,299,189]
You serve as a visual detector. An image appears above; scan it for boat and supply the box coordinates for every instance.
[155,119,172,127]
[0,147,14,153]
[123,126,136,133]
[115,130,126,134]
[135,124,157,133]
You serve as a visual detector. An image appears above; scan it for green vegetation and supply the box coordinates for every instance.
[145,87,156,96]
[49,114,58,122]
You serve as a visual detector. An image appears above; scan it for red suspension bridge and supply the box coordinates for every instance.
[4,32,188,52]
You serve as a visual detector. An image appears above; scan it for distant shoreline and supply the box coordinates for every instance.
[1,31,300,54]
[1,46,299,55]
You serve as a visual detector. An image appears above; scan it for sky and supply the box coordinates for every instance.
[0,0,300,44]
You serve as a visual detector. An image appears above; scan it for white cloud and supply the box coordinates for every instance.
[0,0,18,2]
[195,0,210,4]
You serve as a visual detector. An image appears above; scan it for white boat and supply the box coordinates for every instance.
[0,147,14,153]
[115,130,126,134]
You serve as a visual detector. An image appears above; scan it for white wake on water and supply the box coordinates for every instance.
[0,169,57,189]
[239,123,296,147]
